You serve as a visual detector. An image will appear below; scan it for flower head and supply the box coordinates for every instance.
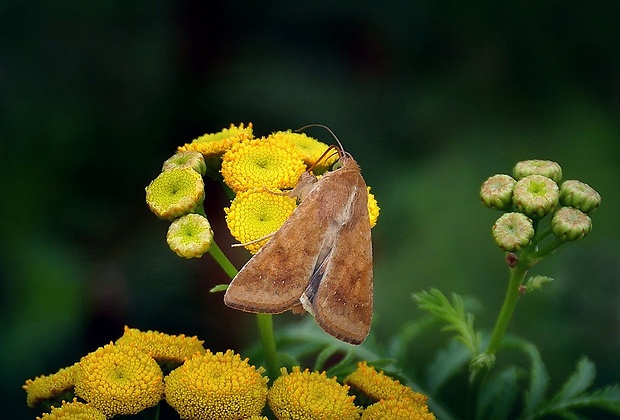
[270,130,338,169]
[345,362,422,404]
[164,350,268,420]
[74,343,164,417]
[552,207,592,241]
[367,187,380,228]
[145,168,205,220]
[513,159,562,183]
[167,213,214,258]
[115,326,206,368]
[512,174,559,218]
[361,398,436,419]
[23,364,78,408]
[268,366,360,420]
[162,151,207,176]
[36,398,106,420]
[480,174,517,210]
[492,212,535,252]
[221,136,307,194]
[178,123,254,157]
[225,188,297,254]
[560,180,601,214]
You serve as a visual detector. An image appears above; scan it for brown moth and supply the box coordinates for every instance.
[224,131,373,344]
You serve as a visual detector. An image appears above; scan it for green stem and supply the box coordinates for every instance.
[257,313,279,382]
[207,240,280,381]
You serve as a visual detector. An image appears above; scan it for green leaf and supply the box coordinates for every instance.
[477,366,519,420]
[426,338,471,394]
[209,283,228,293]
[551,357,595,403]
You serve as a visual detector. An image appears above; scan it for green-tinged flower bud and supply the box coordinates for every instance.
[167,214,213,258]
[146,168,205,220]
[162,151,207,176]
[560,180,601,214]
[512,174,559,218]
[492,212,535,252]
[513,159,562,183]
[480,174,517,210]
[552,207,592,241]
[524,275,554,292]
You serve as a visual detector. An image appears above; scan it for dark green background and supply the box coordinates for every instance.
[2,1,618,418]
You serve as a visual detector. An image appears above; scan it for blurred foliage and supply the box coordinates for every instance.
[1,0,618,418]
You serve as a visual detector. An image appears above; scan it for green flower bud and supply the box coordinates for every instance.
[480,174,517,210]
[512,174,559,218]
[167,214,213,258]
[492,212,535,252]
[524,275,554,292]
[162,151,207,176]
[513,159,562,183]
[145,168,205,220]
[551,207,592,241]
[560,180,601,214]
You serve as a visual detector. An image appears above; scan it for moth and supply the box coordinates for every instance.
[224,129,373,344]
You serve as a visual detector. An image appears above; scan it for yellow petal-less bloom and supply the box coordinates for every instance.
[162,150,207,176]
[167,213,214,258]
[361,398,436,420]
[367,187,380,228]
[268,367,360,420]
[74,343,164,417]
[164,349,268,420]
[178,122,254,157]
[145,168,205,220]
[225,188,297,254]
[36,398,106,420]
[23,364,78,408]
[115,326,206,366]
[270,130,338,169]
[345,362,426,404]
[221,136,306,194]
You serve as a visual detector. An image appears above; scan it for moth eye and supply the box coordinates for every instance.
[331,161,343,171]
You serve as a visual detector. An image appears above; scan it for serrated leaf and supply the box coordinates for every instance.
[477,366,519,420]
[536,384,620,418]
[426,338,471,394]
[551,357,596,403]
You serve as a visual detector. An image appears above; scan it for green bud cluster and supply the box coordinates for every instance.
[481,159,601,255]
[145,151,213,258]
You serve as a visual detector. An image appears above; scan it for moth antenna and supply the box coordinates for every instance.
[295,124,348,157]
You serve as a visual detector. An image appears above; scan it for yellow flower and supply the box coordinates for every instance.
[166,213,214,258]
[162,150,207,176]
[178,122,254,157]
[23,364,78,408]
[74,342,164,417]
[367,187,380,228]
[145,168,205,220]
[115,326,206,368]
[36,398,106,420]
[270,130,338,169]
[221,136,306,194]
[225,188,297,254]
[345,362,424,403]
[268,367,360,420]
[361,398,436,420]
[164,349,268,420]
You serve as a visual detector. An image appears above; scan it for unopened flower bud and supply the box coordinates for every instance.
[492,212,535,252]
[560,180,601,214]
[145,168,205,220]
[167,214,213,258]
[551,207,592,241]
[480,174,517,210]
[512,175,559,218]
[513,160,562,183]
[162,151,207,176]
[524,275,554,292]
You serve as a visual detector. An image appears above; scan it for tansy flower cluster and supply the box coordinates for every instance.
[24,327,434,419]
[146,123,380,255]
[480,159,600,253]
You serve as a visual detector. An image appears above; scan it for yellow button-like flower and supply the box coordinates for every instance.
[166,213,214,258]
[178,122,254,157]
[162,150,207,176]
[145,168,205,220]
[23,364,78,408]
[361,398,436,420]
[221,136,306,193]
[367,187,380,228]
[268,367,360,420]
[36,398,106,420]
[164,349,268,420]
[115,326,206,368]
[345,362,424,404]
[270,130,338,169]
[74,343,164,417]
[225,188,297,254]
